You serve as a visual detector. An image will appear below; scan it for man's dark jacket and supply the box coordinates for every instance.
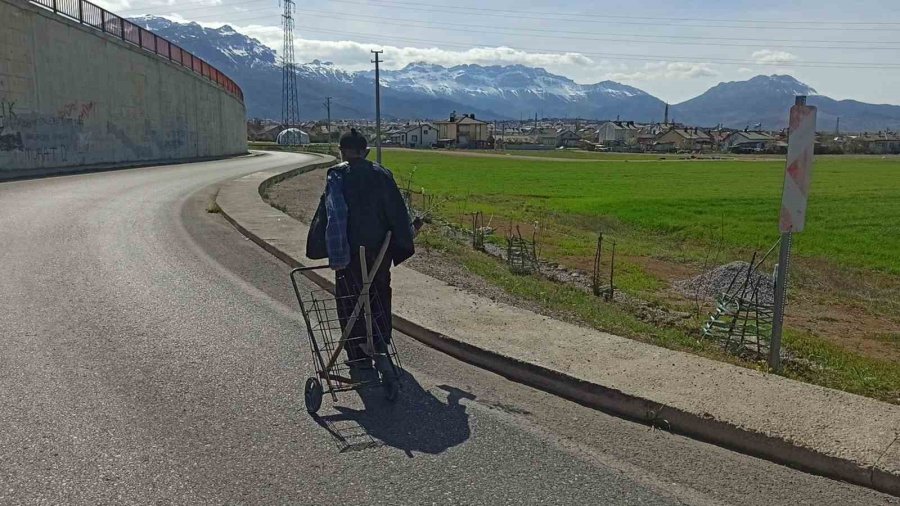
[307,159,415,268]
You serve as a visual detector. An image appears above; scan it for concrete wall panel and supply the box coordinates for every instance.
[0,0,246,176]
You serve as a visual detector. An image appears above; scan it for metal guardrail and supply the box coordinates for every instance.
[29,0,244,103]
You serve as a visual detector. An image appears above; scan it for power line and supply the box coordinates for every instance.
[116,0,900,28]
[325,0,900,32]
[344,0,900,26]
[289,24,900,70]
[120,9,900,70]
[288,9,900,51]
[123,3,900,50]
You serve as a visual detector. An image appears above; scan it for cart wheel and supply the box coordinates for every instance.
[305,377,323,414]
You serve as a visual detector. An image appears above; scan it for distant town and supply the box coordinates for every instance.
[248,110,900,156]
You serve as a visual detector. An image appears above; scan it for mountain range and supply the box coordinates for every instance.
[132,16,900,132]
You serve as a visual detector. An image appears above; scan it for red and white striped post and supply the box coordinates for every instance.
[770,96,817,371]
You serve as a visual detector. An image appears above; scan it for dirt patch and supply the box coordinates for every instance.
[264,166,325,222]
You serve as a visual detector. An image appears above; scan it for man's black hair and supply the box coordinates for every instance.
[339,128,368,150]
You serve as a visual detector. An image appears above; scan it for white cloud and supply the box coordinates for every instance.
[150,17,719,88]
[751,49,797,65]
[156,18,596,74]
[607,61,717,81]
[737,67,753,73]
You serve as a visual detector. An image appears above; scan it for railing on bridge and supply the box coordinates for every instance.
[29,0,244,103]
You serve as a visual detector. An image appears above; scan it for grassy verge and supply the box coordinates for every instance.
[206,188,221,214]
[417,231,900,403]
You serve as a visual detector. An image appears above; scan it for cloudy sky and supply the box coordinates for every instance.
[98,0,900,104]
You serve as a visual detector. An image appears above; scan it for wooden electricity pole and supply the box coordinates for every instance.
[371,50,384,163]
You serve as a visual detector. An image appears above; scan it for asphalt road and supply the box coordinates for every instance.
[0,152,895,505]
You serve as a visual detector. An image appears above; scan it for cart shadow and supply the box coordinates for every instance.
[312,372,474,457]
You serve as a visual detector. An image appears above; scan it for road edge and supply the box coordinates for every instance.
[216,155,899,498]
[0,151,256,183]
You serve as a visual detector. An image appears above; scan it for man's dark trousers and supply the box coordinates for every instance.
[335,252,394,374]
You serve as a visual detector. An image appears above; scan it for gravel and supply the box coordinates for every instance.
[673,261,775,305]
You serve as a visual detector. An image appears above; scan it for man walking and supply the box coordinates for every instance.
[307,128,417,400]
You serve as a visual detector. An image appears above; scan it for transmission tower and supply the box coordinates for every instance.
[280,0,300,130]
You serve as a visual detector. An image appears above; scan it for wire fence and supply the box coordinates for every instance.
[29,0,244,102]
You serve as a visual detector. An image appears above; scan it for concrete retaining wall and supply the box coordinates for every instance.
[0,0,247,177]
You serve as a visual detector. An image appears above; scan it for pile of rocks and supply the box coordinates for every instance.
[673,261,775,305]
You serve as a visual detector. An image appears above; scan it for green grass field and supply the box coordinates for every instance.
[467,149,664,160]
[384,151,900,274]
[378,150,900,401]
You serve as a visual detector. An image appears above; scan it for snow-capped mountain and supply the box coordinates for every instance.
[131,16,900,130]
[362,63,665,121]
[672,75,900,131]
[131,15,277,70]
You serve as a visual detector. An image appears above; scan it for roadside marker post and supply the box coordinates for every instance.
[770,96,817,371]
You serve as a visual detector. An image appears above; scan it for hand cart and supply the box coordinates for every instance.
[290,232,402,414]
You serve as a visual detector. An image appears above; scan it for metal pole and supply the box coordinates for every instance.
[769,233,791,370]
[608,241,616,302]
[371,50,384,164]
[770,95,810,371]
[324,96,332,143]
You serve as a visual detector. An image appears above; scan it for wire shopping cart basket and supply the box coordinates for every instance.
[289,232,402,414]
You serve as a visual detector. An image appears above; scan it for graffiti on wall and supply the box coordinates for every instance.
[0,99,25,152]
[0,99,101,166]
[57,101,95,123]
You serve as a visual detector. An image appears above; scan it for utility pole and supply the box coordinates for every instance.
[324,96,332,143]
[371,50,384,164]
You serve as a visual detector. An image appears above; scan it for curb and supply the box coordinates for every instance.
[217,156,899,498]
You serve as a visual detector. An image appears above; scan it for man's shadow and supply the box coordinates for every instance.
[312,371,474,457]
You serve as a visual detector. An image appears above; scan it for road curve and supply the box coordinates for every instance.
[0,153,894,504]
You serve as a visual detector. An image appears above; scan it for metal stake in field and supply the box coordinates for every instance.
[371,50,384,164]
[770,96,817,371]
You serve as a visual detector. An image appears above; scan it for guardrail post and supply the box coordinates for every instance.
[78,0,83,23]
[52,0,57,13]
[138,28,142,48]
[120,18,124,40]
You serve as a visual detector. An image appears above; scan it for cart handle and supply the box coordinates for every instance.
[291,265,331,273]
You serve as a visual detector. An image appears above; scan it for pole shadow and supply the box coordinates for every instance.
[312,371,474,457]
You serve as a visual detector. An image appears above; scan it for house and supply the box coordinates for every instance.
[725,131,777,152]
[536,127,560,147]
[556,129,581,148]
[852,132,900,154]
[246,119,282,142]
[636,124,665,150]
[392,122,437,148]
[597,121,642,146]
[654,127,713,152]
[434,112,491,148]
